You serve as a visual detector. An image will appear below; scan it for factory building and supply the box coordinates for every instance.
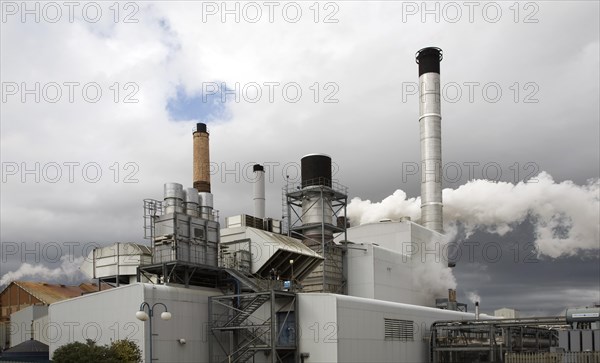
[0,281,109,350]
[39,48,600,363]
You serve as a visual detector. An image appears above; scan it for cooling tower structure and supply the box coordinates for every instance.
[416,47,444,233]
[285,154,348,293]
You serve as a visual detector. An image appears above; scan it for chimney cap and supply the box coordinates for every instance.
[194,123,208,134]
[415,47,443,63]
[253,164,264,172]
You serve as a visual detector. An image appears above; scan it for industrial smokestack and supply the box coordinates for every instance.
[193,123,211,193]
[300,154,337,245]
[253,164,265,219]
[475,301,480,320]
[448,288,457,303]
[301,154,333,236]
[416,47,444,233]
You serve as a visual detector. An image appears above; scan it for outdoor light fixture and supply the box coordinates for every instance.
[136,302,171,362]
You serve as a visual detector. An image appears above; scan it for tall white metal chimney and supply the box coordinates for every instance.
[416,47,444,233]
[253,164,265,219]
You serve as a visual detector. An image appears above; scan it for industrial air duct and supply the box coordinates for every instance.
[416,47,444,233]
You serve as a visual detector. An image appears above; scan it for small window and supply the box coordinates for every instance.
[384,318,414,341]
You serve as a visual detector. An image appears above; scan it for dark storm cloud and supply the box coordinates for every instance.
[453,219,600,316]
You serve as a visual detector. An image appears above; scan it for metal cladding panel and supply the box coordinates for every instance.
[345,243,432,307]
[48,284,146,359]
[9,305,49,347]
[153,215,219,266]
[301,154,332,187]
[298,293,481,363]
[80,243,152,279]
[49,283,221,363]
[558,330,570,350]
[571,330,582,351]
[297,294,338,362]
[339,220,413,254]
[582,330,594,351]
[595,330,600,351]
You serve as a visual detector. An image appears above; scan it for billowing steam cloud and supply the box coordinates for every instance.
[348,172,599,258]
[0,255,85,287]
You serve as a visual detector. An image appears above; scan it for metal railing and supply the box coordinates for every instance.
[505,351,600,363]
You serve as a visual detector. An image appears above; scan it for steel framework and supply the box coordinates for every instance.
[209,290,298,363]
[430,317,566,362]
[284,178,348,293]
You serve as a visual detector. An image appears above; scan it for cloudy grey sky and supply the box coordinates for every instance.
[1,1,598,315]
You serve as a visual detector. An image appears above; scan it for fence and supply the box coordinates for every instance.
[505,352,600,363]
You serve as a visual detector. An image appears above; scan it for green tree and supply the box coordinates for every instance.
[52,338,142,363]
[52,339,118,363]
[110,339,142,363]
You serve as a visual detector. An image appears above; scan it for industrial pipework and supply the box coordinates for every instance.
[253,164,265,219]
[416,47,444,233]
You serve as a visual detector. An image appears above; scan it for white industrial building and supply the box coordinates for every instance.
[41,47,600,363]
[9,305,49,347]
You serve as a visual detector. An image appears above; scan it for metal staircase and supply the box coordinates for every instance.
[222,268,268,292]
[234,328,270,363]
[209,290,297,363]
[223,294,271,327]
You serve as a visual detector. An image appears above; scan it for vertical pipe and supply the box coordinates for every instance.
[253,164,266,219]
[416,47,444,233]
[116,243,120,287]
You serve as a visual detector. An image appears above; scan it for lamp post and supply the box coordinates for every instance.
[136,302,172,362]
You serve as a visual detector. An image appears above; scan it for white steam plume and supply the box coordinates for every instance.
[348,172,599,258]
[467,291,481,304]
[0,255,85,286]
